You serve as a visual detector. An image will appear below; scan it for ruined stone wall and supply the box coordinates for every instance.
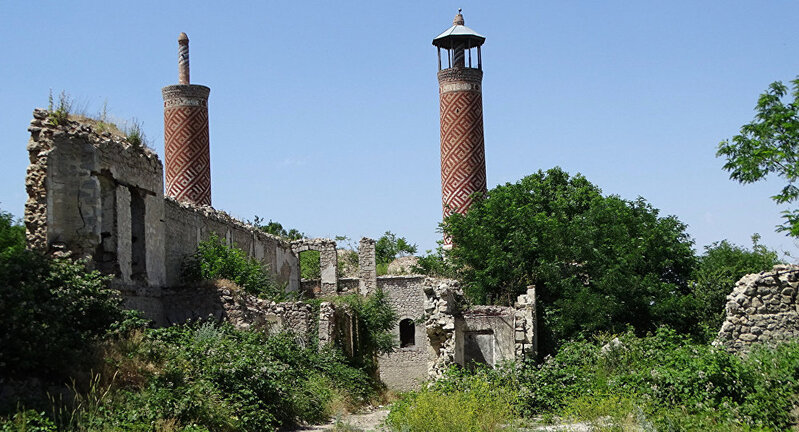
[292,239,337,295]
[26,109,166,290]
[24,110,301,323]
[717,265,799,352]
[163,199,299,292]
[377,275,431,390]
[424,280,537,380]
[455,306,516,367]
[162,282,314,342]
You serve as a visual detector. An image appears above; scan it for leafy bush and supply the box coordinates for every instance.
[182,233,284,299]
[0,209,24,253]
[0,410,57,432]
[333,290,397,374]
[386,372,516,432]
[0,247,128,380]
[398,329,799,430]
[692,235,781,336]
[66,323,378,431]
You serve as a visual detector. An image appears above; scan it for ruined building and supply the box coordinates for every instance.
[22,13,536,391]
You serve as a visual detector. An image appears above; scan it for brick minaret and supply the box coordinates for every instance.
[433,11,487,247]
[161,32,212,206]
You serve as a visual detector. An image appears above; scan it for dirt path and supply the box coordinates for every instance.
[289,407,390,432]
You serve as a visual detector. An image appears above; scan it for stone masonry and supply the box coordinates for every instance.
[358,237,377,295]
[716,265,799,352]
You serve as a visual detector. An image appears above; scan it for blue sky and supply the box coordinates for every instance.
[2,1,799,257]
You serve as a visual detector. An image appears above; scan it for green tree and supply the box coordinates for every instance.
[443,168,697,353]
[692,235,781,335]
[375,231,418,265]
[251,215,305,241]
[0,207,25,253]
[718,78,799,236]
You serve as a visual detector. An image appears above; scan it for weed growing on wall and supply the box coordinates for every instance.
[47,90,72,126]
[182,233,285,299]
[334,290,397,374]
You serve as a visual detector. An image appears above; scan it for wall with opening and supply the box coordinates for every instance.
[377,275,430,390]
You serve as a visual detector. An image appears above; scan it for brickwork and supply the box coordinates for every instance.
[162,84,211,206]
[438,67,486,244]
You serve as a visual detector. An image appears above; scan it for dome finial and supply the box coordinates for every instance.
[453,9,464,25]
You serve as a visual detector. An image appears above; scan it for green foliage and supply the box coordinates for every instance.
[692,235,781,336]
[0,208,25,254]
[40,323,377,431]
[182,233,284,299]
[718,77,799,236]
[334,290,397,373]
[0,248,127,379]
[251,215,305,240]
[375,231,417,266]
[47,90,71,126]
[300,250,321,280]
[0,410,57,432]
[386,373,516,432]
[443,167,697,353]
[398,329,799,431]
[122,118,149,149]
[412,246,457,279]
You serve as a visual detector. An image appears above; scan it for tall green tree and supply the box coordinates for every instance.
[443,168,697,353]
[718,78,799,236]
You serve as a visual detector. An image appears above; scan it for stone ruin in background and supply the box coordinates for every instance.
[716,265,799,351]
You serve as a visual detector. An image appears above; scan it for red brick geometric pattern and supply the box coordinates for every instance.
[164,105,211,206]
[440,89,486,220]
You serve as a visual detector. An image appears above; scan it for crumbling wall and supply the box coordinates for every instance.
[358,238,377,295]
[163,199,298,291]
[292,238,338,295]
[24,110,301,323]
[377,275,431,390]
[423,280,537,379]
[26,109,166,291]
[717,265,799,352]
[455,306,516,367]
[162,281,314,342]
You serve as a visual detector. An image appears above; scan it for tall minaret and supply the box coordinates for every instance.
[433,10,487,247]
[161,32,212,206]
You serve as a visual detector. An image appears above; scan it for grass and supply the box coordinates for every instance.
[386,328,799,431]
[44,90,151,149]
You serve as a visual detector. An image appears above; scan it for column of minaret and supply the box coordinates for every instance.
[433,11,488,247]
[161,33,212,207]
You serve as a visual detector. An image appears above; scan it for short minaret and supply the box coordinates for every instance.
[433,10,487,247]
[161,32,212,206]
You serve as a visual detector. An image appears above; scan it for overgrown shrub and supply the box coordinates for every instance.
[390,329,799,431]
[333,290,397,374]
[387,372,516,432]
[49,323,378,431]
[0,248,128,380]
[182,233,284,299]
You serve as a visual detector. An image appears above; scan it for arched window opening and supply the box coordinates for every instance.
[400,318,415,348]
